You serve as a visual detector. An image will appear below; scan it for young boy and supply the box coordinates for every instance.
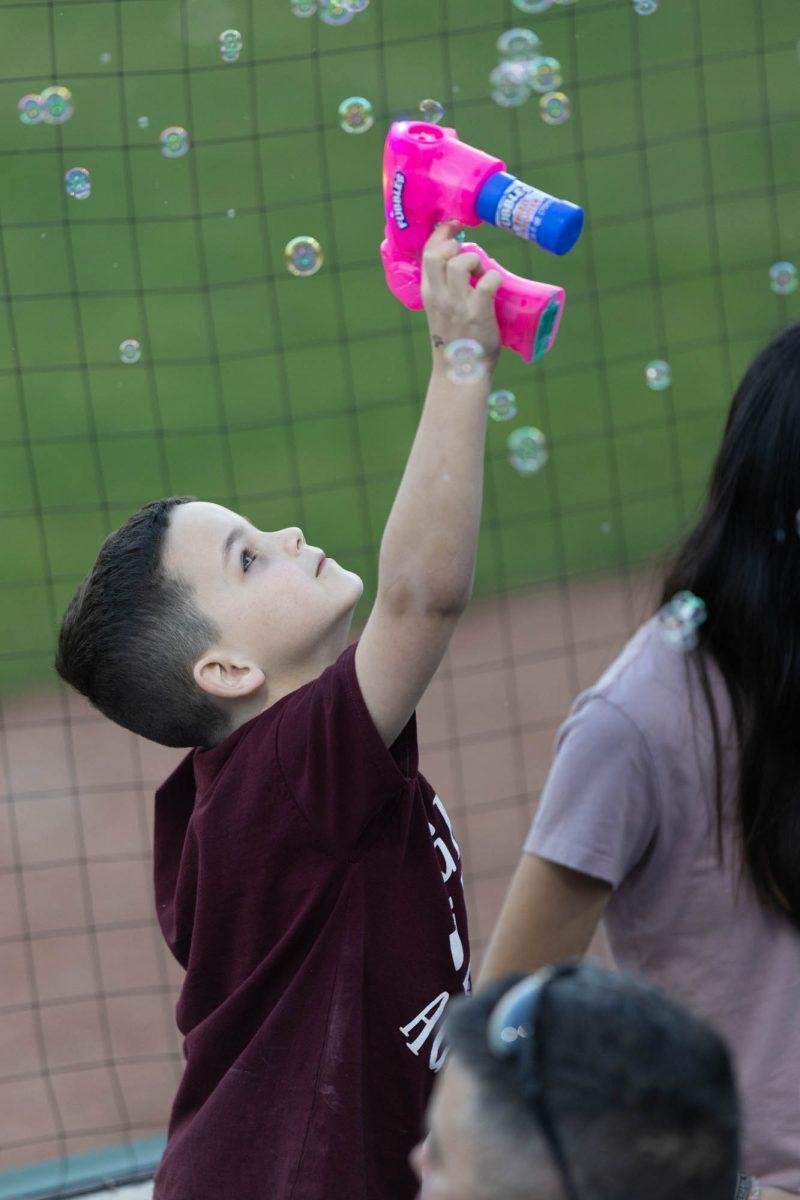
[55,221,503,1199]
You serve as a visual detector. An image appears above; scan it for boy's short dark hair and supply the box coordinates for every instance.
[444,961,740,1200]
[55,496,230,749]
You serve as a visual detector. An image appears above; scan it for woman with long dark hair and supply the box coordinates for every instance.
[477,321,800,1197]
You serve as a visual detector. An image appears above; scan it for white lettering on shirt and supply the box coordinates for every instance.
[399,793,470,1073]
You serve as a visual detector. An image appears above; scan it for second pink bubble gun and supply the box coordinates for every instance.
[380,120,584,363]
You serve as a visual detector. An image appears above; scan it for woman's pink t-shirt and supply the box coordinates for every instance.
[525,616,800,1192]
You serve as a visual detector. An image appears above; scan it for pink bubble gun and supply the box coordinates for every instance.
[380,121,584,363]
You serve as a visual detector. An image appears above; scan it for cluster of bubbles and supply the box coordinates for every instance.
[441,346,547,477]
[657,591,707,651]
[290,0,370,24]
[119,339,142,364]
[337,95,444,136]
[219,29,243,63]
[491,26,570,126]
[18,85,74,125]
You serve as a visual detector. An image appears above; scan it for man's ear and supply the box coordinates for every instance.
[193,654,266,700]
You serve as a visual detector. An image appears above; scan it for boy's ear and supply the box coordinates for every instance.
[193,655,265,700]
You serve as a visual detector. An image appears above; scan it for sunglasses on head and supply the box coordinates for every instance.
[487,961,583,1200]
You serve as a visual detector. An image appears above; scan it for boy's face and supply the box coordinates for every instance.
[163,501,363,701]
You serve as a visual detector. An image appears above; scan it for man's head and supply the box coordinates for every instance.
[410,961,740,1200]
[55,497,363,747]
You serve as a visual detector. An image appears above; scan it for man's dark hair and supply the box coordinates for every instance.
[443,960,740,1200]
[55,496,230,749]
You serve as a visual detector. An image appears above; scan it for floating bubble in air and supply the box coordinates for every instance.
[507,426,548,475]
[290,0,318,15]
[338,96,374,134]
[342,0,370,10]
[285,236,324,277]
[137,115,150,129]
[497,28,541,61]
[525,56,562,93]
[444,339,488,385]
[119,339,142,365]
[769,262,798,296]
[540,91,571,125]
[227,208,236,218]
[18,94,45,125]
[99,51,112,64]
[488,390,518,422]
[160,126,190,158]
[658,591,706,651]
[633,0,658,12]
[490,62,531,108]
[319,1,354,24]
[645,359,671,391]
[41,86,74,124]
[419,98,445,124]
[512,0,554,12]
[219,29,243,62]
[65,167,91,200]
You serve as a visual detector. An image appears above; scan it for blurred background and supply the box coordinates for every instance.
[0,0,797,1194]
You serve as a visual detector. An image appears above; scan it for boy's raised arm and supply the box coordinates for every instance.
[356,220,502,748]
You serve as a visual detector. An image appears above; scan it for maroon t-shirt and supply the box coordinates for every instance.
[152,641,471,1200]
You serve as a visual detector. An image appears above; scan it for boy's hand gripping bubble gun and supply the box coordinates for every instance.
[380,121,584,363]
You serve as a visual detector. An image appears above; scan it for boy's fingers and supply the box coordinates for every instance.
[474,268,503,296]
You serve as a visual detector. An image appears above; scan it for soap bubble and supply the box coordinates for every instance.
[338,96,374,133]
[497,28,541,60]
[645,359,671,391]
[99,51,112,64]
[633,0,658,11]
[769,262,798,296]
[64,166,91,200]
[539,91,571,125]
[160,126,190,158]
[319,1,354,23]
[342,0,370,10]
[285,235,324,277]
[488,389,518,422]
[443,338,487,384]
[658,591,706,651]
[290,0,318,14]
[119,339,142,364]
[227,208,236,217]
[137,115,149,128]
[41,86,74,124]
[419,98,445,124]
[525,55,563,93]
[219,29,242,62]
[507,426,548,475]
[512,0,554,12]
[18,94,45,125]
[490,62,531,108]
